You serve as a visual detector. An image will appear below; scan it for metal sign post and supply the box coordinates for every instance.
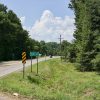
[30,52,39,73]
[22,52,26,79]
[31,56,32,72]
[37,56,38,74]
[30,52,42,74]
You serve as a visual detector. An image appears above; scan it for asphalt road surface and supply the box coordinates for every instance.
[0,56,59,78]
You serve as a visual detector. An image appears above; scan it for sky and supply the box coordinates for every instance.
[0,0,75,42]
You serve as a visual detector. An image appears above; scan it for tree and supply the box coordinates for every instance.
[46,42,59,56]
[69,0,100,71]
[0,3,29,60]
[40,41,47,55]
[61,40,70,61]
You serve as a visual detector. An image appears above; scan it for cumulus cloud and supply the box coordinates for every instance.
[29,10,75,42]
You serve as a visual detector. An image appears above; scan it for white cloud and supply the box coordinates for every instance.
[20,16,26,25]
[28,10,75,42]
[20,16,32,32]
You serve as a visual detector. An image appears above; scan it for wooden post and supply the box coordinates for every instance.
[22,52,26,79]
[23,63,25,78]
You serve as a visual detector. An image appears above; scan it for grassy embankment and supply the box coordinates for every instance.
[0,59,100,100]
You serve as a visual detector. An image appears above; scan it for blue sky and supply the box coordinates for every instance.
[0,0,75,42]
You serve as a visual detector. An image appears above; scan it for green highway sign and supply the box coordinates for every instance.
[30,52,39,57]
[30,52,41,74]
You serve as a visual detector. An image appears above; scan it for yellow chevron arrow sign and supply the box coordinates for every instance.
[22,52,26,64]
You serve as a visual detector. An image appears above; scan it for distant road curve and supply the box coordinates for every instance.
[0,56,59,78]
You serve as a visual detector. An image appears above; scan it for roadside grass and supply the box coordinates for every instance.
[0,58,100,100]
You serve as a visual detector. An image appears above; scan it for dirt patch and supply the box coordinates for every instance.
[83,88,95,97]
[0,92,30,100]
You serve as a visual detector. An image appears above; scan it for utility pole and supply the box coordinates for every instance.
[58,35,63,61]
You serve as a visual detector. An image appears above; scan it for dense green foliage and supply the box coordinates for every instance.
[46,42,60,56]
[61,40,71,61]
[69,0,100,71]
[0,4,29,60]
[0,3,60,61]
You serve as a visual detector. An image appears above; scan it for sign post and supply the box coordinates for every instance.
[23,63,25,78]
[31,56,32,72]
[30,52,40,73]
[37,56,38,74]
[30,52,42,74]
[22,52,26,78]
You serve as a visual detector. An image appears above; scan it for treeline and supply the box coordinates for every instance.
[65,0,100,72]
[0,3,60,61]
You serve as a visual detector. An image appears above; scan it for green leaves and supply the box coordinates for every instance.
[0,3,29,60]
[69,0,100,71]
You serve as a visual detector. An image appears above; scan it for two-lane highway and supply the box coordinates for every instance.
[0,56,59,78]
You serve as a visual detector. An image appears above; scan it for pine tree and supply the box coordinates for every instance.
[69,0,100,71]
